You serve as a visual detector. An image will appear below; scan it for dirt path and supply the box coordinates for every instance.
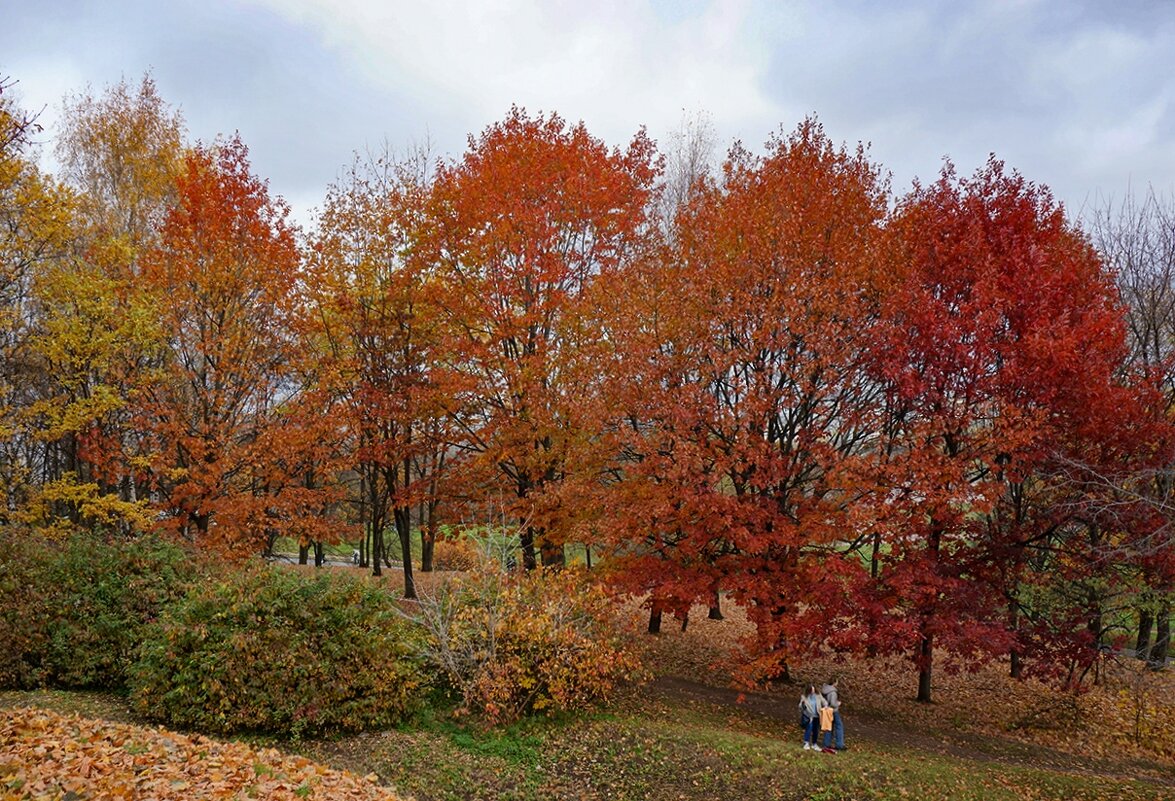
[648,675,1174,788]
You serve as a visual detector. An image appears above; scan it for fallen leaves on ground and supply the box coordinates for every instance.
[0,708,403,800]
[625,597,1175,768]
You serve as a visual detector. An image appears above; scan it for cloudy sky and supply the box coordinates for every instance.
[3,0,1173,226]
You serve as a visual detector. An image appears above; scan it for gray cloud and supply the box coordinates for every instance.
[3,0,1174,224]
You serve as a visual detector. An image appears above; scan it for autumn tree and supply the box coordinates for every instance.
[308,146,447,595]
[598,120,892,660]
[134,136,336,554]
[23,75,186,527]
[0,79,75,520]
[864,160,1133,700]
[1089,187,1175,667]
[56,73,185,266]
[424,108,658,569]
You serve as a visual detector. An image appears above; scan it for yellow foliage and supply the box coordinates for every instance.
[16,472,154,532]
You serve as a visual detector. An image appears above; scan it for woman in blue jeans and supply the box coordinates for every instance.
[798,685,826,750]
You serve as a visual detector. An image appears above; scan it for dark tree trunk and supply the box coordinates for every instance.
[520,524,538,571]
[1151,601,1170,667]
[1137,609,1154,660]
[357,474,369,568]
[371,525,384,577]
[395,503,416,599]
[585,544,592,569]
[870,530,881,579]
[917,633,934,703]
[708,585,723,620]
[368,472,384,578]
[420,499,436,572]
[1009,599,1023,679]
[917,520,942,703]
[298,542,309,565]
[647,601,663,635]
[314,541,325,567]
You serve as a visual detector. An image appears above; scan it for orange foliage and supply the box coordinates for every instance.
[133,137,343,554]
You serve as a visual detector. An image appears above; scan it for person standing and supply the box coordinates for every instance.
[798,684,826,750]
[821,677,845,751]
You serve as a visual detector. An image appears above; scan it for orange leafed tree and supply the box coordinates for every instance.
[134,136,339,555]
[424,108,658,569]
[599,119,893,659]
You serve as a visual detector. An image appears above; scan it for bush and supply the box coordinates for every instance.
[0,528,198,689]
[413,566,644,724]
[432,536,481,571]
[130,565,428,736]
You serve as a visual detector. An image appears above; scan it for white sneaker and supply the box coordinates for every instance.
[802,742,810,750]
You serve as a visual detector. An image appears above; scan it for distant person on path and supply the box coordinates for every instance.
[821,677,845,751]
[799,684,827,751]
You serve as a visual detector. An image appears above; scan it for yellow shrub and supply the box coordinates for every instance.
[412,566,644,725]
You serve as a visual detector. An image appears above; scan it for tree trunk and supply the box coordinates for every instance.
[708,585,723,620]
[917,520,941,703]
[368,472,384,578]
[585,544,592,569]
[1151,600,1170,667]
[870,530,881,579]
[420,498,436,572]
[648,601,663,634]
[357,475,368,568]
[395,504,416,600]
[314,541,325,567]
[1136,608,1154,660]
[371,524,384,577]
[1009,599,1022,679]
[917,633,934,703]
[520,523,538,571]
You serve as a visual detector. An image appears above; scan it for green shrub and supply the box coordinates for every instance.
[0,528,199,689]
[130,565,428,736]
[413,566,645,725]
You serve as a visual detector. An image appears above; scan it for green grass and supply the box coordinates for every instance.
[297,693,1170,801]
[3,687,1169,801]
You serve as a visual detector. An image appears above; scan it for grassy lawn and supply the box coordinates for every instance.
[294,688,1170,801]
[5,685,1164,801]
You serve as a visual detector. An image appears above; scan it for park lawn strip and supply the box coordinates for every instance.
[298,695,1169,801]
[0,689,1169,801]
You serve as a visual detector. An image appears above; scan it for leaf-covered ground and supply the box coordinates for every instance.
[631,597,1175,768]
[1,590,1172,800]
[0,708,400,800]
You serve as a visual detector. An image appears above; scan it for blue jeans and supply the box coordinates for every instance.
[822,710,844,749]
[804,714,821,745]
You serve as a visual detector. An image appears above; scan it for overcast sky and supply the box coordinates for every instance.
[3,0,1173,227]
